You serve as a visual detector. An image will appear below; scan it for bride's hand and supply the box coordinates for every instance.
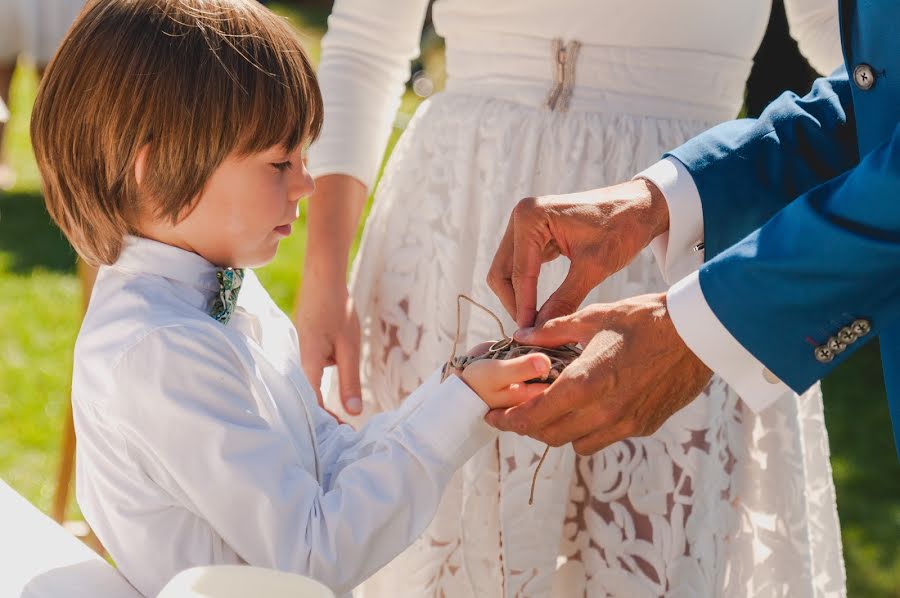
[294,174,369,417]
[487,179,669,328]
[295,281,363,415]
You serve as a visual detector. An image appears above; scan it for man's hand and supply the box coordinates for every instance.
[484,293,712,455]
[487,180,669,328]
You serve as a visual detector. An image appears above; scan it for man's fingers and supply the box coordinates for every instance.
[514,312,581,347]
[484,376,576,434]
[487,216,518,320]
[526,408,611,447]
[535,265,595,327]
[571,421,635,456]
[335,335,363,415]
[511,203,547,328]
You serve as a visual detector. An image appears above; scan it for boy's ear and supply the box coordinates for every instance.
[134,144,150,187]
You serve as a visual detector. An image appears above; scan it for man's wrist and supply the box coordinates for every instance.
[638,178,670,240]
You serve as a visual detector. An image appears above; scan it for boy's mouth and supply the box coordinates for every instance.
[274,223,293,237]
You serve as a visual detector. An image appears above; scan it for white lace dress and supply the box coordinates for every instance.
[307,1,847,596]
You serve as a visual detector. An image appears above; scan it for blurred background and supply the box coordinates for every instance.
[0,2,896,596]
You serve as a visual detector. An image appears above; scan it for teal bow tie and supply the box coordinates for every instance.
[209,268,244,325]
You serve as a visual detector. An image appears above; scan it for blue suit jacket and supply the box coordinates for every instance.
[666,0,900,457]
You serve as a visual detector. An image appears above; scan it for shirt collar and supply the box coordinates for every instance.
[112,235,221,292]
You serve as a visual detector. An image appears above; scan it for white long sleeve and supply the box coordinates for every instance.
[305,0,431,189]
[102,327,493,596]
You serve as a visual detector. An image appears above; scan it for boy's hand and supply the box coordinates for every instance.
[456,344,553,410]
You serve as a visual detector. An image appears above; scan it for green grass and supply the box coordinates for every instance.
[0,7,897,596]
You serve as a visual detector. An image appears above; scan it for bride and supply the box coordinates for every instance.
[296,1,845,595]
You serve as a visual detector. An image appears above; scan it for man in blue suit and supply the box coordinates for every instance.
[485,0,900,458]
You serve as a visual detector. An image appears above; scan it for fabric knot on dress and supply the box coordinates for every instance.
[208,268,244,325]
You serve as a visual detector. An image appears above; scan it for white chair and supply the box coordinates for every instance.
[0,479,141,598]
[157,566,335,598]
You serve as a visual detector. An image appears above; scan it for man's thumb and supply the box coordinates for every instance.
[514,313,580,347]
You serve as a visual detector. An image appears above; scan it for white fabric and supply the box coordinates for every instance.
[312,1,846,597]
[0,0,84,65]
[306,0,844,190]
[636,157,706,285]
[0,479,140,598]
[157,565,334,598]
[0,97,8,122]
[668,271,795,411]
[643,158,797,410]
[72,236,497,598]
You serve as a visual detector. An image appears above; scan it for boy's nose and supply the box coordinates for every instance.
[291,161,315,200]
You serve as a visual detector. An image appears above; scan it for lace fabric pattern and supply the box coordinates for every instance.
[329,92,845,598]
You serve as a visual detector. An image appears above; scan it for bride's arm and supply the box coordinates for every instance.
[296,0,431,415]
[783,0,843,74]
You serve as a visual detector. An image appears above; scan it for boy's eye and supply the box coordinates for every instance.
[271,161,293,172]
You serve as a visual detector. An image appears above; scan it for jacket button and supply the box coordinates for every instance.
[814,345,834,363]
[838,326,857,344]
[827,337,847,354]
[851,319,872,336]
[853,64,876,90]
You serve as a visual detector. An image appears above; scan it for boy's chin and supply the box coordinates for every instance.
[237,239,281,269]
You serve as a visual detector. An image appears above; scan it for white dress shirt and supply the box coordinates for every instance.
[637,158,794,411]
[71,236,497,597]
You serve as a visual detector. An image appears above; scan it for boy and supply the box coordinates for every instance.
[30,1,551,596]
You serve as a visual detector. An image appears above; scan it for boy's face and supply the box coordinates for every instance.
[169,145,313,268]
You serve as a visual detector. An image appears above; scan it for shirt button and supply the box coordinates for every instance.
[853,64,876,90]
[762,368,781,384]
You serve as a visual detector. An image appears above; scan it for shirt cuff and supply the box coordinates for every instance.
[667,270,794,412]
[634,157,705,285]
[402,370,498,466]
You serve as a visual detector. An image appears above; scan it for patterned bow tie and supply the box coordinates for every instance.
[209,267,244,325]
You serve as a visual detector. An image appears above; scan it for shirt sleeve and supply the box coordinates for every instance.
[111,325,494,595]
[305,0,431,190]
[667,271,794,412]
[783,0,844,75]
[635,157,706,285]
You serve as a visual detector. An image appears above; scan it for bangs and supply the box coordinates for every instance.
[155,1,323,157]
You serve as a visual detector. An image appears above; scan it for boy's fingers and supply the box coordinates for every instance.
[490,353,552,388]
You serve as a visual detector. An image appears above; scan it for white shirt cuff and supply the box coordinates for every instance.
[634,157,705,285]
[667,270,794,412]
[403,370,497,466]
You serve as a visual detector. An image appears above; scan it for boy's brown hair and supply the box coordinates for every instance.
[32,0,323,265]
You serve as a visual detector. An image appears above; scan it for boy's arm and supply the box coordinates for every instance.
[113,326,494,595]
